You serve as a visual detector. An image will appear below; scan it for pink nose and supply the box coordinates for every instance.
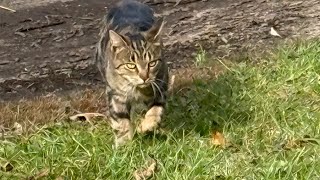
[139,72,149,82]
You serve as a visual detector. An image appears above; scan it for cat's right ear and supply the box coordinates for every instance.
[143,17,165,44]
[109,30,127,51]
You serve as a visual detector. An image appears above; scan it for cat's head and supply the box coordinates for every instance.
[106,18,165,87]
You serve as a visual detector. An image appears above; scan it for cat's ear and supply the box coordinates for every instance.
[109,30,128,50]
[143,18,165,43]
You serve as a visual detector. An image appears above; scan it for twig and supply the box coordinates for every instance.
[16,21,65,32]
[0,5,16,12]
[168,75,175,96]
[144,0,203,6]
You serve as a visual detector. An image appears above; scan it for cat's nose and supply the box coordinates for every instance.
[139,72,149,82]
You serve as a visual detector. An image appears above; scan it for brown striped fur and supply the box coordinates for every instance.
[95,0,168,147]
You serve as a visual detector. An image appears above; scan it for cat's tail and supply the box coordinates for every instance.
[95,20,108,82]
[94,43,106,82]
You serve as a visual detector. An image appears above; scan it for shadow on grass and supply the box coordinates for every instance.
[164,68,254,137]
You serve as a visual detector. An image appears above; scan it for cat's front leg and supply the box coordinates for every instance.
[137,105,164,133]
[108,95,133,148]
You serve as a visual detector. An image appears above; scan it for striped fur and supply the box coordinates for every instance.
[95,0,168,147]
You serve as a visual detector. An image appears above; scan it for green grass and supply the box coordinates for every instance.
[195,44,208,67]
[1,40,320,179]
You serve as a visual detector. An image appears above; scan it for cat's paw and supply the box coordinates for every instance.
[111,120,134,148]
[114,131,133,148]
[137,116,161,133]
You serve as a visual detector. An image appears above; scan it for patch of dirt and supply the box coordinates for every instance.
[0,0,73,10]
[0,0,319,101]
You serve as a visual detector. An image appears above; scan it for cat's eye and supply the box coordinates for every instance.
[148,60,158,67]
[125,63,136,69]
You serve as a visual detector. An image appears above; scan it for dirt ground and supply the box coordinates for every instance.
[0,0,319,101]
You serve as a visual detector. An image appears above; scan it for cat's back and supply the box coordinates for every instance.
[106,0,155,32]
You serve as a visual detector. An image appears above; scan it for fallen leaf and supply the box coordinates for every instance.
[12,122,23,135]
[283,139,299,150]
[27,168,50,180]
[211,131,226,147]
[133,159,157,180]
[69,113,107,124]
[282,135,319,150]
[0,162,14,172]
[270,27,282,37]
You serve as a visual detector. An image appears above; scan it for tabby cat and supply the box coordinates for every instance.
[95,0,168,147]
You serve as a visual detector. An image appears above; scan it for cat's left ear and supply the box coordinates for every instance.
[143,17,165,44]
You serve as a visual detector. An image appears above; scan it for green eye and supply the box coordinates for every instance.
[148,60,158,67]
[125,63,136,69]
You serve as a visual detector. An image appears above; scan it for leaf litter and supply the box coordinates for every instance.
[68,113,107,125]
[0,161,14,172]
[133,158,157,180]
[210,131,235,149]
[26,168,50,180]
[281,135,319,150]
[0,122,23,138]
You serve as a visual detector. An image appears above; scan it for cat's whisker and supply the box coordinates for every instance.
[155,78,168,84]
[150,83,157,98]
[153,81,166,92]
[152,82,164,101]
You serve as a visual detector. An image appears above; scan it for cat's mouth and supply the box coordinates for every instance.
[137,83,150,88]
[135,81,154,97]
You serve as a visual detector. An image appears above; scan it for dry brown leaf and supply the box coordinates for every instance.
[133,159,157,180]
[55,177,64,180]
[211,131,226,147]
[69,113,107,124]
[27,168,50,180]
[0,162,14,172]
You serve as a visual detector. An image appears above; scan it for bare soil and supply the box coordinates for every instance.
[0,0,319,101]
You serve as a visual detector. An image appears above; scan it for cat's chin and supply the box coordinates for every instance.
[135,83,153,97]
[136,83,151,89]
